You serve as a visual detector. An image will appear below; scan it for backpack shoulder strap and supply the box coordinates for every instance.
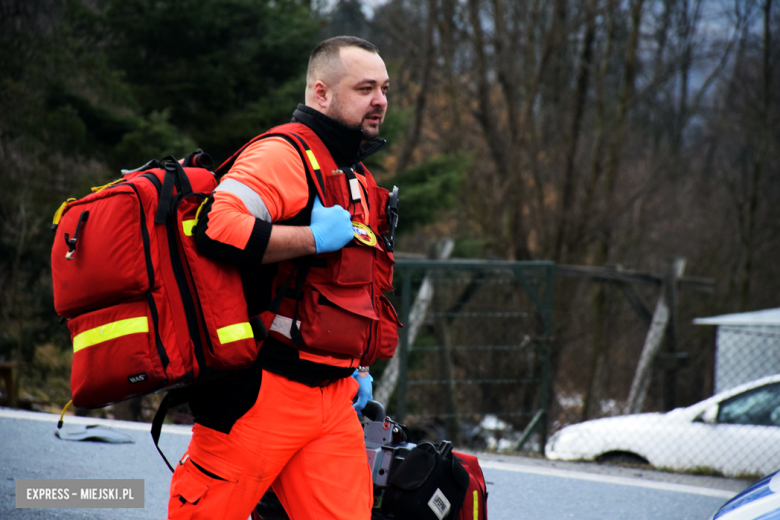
[215,131,327,205]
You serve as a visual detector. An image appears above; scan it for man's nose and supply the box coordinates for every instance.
[371,89,387,108]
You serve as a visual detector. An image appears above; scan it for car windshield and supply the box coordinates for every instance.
[718,383,780,426]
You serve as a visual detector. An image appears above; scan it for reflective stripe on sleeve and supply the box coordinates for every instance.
[72,317,149,353]
[216,322,254,344]
[215,178,272,222]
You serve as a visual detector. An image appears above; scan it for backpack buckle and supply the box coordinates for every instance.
[63,210,89,260]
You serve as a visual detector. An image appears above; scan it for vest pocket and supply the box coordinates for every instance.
[329,243,375,285]
[375,244,395,292]
[374,294,402,360]
[299,284,377,357]
[325,173,346,205]
[370,186,390,235]
[68,298,168,408]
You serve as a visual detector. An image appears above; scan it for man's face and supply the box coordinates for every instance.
[325,47,389,141]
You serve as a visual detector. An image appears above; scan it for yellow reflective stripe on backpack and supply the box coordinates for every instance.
[473,490,479,519]
[216,322,253,345]
[52,198,77,226]
[91,178,124,193]
[182,219,198,236]
[181,199,210,236]
[72,317,149,353]
[194,198,208,220]
[305,149,320,171]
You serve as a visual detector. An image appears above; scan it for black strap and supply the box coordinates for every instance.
[140,172,162,194]
[151,391,192,473]
[63,210,89,255]
[289,260,311,346]
[268,265,298,314]
[289,133,326,199]
[172,159,193,196]
[155,161,176,225]
[250,316,268,341]
[154,157,193,225]
[264,258,312,346]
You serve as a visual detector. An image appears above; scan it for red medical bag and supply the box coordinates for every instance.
[453,451,488,520]
[51,151,259,409]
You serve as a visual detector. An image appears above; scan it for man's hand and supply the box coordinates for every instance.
[352,369,373,416]
[309,196,354,254]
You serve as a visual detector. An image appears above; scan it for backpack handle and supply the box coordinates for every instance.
[182,148,213,169]
[63,210,89,260]
[154,156,193,225]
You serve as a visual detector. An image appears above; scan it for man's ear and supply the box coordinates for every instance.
[313,80,330,109]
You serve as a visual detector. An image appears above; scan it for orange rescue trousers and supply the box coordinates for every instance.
[167,370,372,520]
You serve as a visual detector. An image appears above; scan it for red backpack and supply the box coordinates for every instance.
[453,451,488,520]
[51,150,260,411]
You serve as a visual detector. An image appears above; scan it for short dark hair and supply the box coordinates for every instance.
[311,36,379,62]
[307,36,380,87]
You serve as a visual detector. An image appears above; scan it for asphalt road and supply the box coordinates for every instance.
[0,408,750,519]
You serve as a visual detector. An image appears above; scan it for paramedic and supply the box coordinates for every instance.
[167,36,395,520]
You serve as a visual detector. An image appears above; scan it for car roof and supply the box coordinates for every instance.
[684,374,780,417]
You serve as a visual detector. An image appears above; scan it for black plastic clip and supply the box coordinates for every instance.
[384,186,399,252]
[63,210,89,260]
[249,316,268,342]
[343,168,362,204]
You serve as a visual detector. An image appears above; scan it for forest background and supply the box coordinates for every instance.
[1,0,778,432]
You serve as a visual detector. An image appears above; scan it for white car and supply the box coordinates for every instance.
[546,375,780,477]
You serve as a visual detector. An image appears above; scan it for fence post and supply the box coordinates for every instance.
[433,279,460,444]
[539,264,556,455]
[397,268,412,423]
[626,258,686,414]
[375,241,453,406]
[663,258,682,411]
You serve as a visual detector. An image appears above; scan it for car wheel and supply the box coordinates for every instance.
[596,451,650,467]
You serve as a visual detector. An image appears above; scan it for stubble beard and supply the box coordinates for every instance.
[360,116,383,140]
[328,94,384,140]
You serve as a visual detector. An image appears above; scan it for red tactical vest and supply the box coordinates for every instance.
[226,123,401,366]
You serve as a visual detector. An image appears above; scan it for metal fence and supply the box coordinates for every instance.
[382,260,780,478]
[380,259,554,454]
[713,326,780,394]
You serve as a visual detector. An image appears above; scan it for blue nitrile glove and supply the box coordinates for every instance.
[309,196,354,254]
[352,369,374,416]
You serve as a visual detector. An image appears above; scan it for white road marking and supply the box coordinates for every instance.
[0,407,193,435]
[479,460,737,499]
[0,408,743,501]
